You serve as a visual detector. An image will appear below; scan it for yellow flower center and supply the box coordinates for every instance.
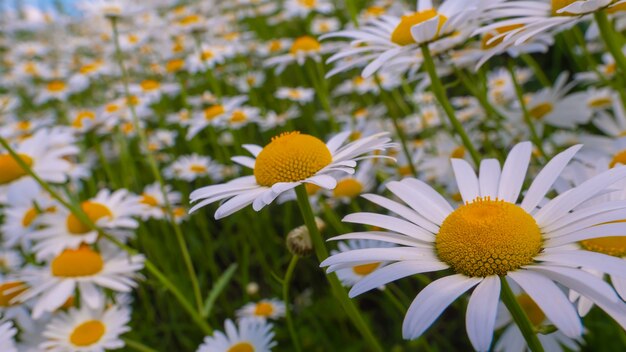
[141,194,159,207]
[608,2,626,13]
[0,153,33,185]
[72,111,96,128]
[66,201,113,235]
[190,164,207,173]
[517,294,545,326]
[16,121,31,131]
[254,302,274,316]
[436,198,542,277]
[298,0,316,8]
[254,132,332,187]
[70,320,106,347]
[288,90,302,99]
[306,183,321,195]
[529,102,553,120]
[0,281,27,307]
[581,236,626,257]
[230,110,247,123]
[204,105,225,120]
[47,80,66,92]
[352,262,380,276]
[166,59,185,73]
[201,50,214,60]
[268,40,283,52]
[79,62,101,74]
[333,178,364,198]
[228,342,255,352]
[140,79,161,91]
[51,246,104,277]
[450,146,466,159]
[290,36,321,55]
[22,207,38,227]
[610,149,626,168]
[366,6,386,17]
[481,24,525,50]
[605,62,617,75]
[105,103,120,113]
[391,10,447,46]
[178,14,200,25]
[588,97,612,109]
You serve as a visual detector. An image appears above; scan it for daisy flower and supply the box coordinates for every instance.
[322,141,626,350]
[264,35,333,74]
[236,298,286,321]
[275,87,315,104]
[138,183,182,220]
[187,96,248,139]
[284,0,333,18]
[29,189,142,260]
[189,131,394,219]
[196,318,276,352]
[16,244,145,318]
[164,154,224,182]
[331,239,395,288]
[592,95,626,137]
[41,304,131,352]
[0,128,79,188]
[0,322,17,352]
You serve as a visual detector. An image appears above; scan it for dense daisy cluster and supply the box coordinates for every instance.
[2,0,626,350]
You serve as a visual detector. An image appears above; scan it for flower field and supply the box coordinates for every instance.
[3,0,626,351]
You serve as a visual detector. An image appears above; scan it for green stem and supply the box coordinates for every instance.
[420,44,481,165]
[294,185,384,352]
[500,277,545,352]
[506,59,547,160]
[123,338,158,352]
[0,136,212,335]
[109,17,204,314]
[283,255,302,352]
[595,10,626,111]
[520,54,551,88]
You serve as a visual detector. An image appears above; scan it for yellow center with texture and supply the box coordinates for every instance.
[228,342,255,352]
[391,10,447,46]
[581,236,626,257]
[254,132,332,187]
[70,320,106,346]
[436,198,542,277]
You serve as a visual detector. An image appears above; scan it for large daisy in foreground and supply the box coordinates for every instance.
[189,131,394,219]
[322,141,626,351]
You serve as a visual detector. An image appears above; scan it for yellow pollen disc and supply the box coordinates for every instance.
[105,103,120,113]
[517,294,545,326]
[254,302,274,316]
[398,165,414,176]
[201,50,214,60]
[297,0,316,8]
[290,36,321,55]
[166,59,185,73]
[228,342,255,352]
[190,164,207,173]
[580,236,626,257]
[66,201,113,235]
[529,102,553,120]
[609,149,626,168]
[352,262,380,276]
[141,194,159,207]
[173,207,186,217]
[551,0,578,16]
[17,121,31,131]
[0,281,27,307]
[22,207,38,227]
[178,14,200,25]
[288,90,302,99]
[0,153,33,185]
[70,320,106,347]
[608,2,626,13]
[436,198,542,277]
[140,79,161,91]
[481,24,524,50]
[450,146,466,159]
[366,6,386,17]
[79,62,100,74]
[204,105,225,120]
[51,246,104,277]
[391,10,447,46]
[333,178,364,198]
[72,111,96,128]
[350,131,363,141]
[268,40,283,52]
[46,80,66,92]
[588,97,612,109]
[230,110,247,123]
[253,132,332,187]
[605,63,616,75]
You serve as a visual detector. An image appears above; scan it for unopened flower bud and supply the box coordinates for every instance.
[286,217,325,256]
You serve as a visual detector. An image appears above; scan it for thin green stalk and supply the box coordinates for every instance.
[500,277,545,352]
[420,44,481,165]
[506,59,548,160]
[520,54,551,88]
[283,255,302,352]
[294,185,384,352]
[0,135,212,335]
[109,17,204,313]
[595,10,626,111]
[123,338,158,352]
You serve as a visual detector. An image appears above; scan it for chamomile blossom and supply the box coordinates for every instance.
[164,154,224,182]
[189,131,394,219]
[265,35,333,73]
[331,239,395,288]
[275,87,315,104]
[41,304,131,352]
[322,141,626,350]
[16,244,145,319]
[187,96,248,139]
[138,183,182,220]
[197,318,276,352]
[236,298,286,321]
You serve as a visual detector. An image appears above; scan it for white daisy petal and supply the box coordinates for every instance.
[466,276,500,352]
